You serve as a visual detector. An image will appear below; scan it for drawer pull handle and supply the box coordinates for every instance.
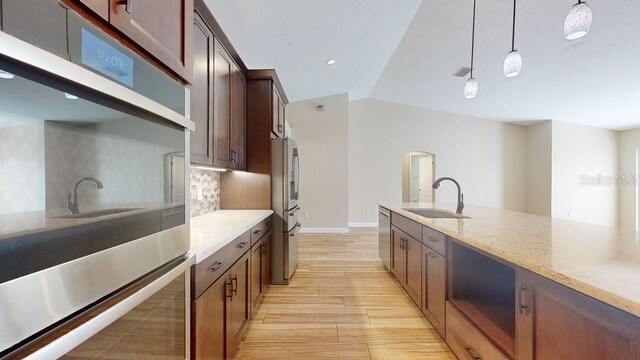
[253,229,263,235]
[519,282,529,314]
[226,280,233,299]
[231,276,238,295]
[119,0,132,14]
[427,237,439,243]
[237,242,248,249]
[464,346,481,360]
[427,251,438,259]
[266,222,271,227]
[210,261,224,272]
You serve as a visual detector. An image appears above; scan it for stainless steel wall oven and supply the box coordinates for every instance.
[0,1,195,358]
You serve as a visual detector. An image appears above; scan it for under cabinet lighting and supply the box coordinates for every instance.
[0,70,15,79]
[193,166,227,172]
[64,93,79,100]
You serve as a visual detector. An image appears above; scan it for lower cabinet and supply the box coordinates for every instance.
[422,245,446,337]
[390,226,422,307]
[250,231,272,312]
[192,275,226,360]
[516,268,640,360]
[446,301,509,360]
[226,252,251,358]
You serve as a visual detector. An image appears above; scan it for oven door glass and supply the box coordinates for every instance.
[61,271,186,359]
[0,65,186,285]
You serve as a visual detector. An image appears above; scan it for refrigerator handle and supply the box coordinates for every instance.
[294,150,300,200]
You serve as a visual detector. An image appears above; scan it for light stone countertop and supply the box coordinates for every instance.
[190,210,274,263]
[380,202,640,318]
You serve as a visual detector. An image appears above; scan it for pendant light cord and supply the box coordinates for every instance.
[470,0,476,78]
[511,0,517,51]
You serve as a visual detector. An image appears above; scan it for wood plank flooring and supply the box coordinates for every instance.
[235,229,456,359]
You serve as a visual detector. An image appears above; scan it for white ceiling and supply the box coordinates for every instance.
[204,0,422,101]
[206,0,640,131]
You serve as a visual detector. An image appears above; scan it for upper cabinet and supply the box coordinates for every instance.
[189,8,246,171]
[272,86,285,138]
[63,0,193,83]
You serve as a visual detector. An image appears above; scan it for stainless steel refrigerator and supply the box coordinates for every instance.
[271,137,301,284]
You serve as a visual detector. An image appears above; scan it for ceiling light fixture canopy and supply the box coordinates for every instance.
[465,0,478,99]
[504,0,522,77]
[564,0,592,40]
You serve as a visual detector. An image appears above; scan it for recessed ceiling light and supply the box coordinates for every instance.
[0,70,15,80]
[325,59,336,65]
[64,93,79,100]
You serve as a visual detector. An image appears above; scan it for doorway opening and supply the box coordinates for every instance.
[402,151,435,203]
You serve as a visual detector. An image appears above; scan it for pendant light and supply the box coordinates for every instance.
[503,0,522,77]
[564,0,592,40]
[464,0,478,99]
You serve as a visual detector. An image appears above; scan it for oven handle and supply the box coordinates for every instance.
[24,255,195,360]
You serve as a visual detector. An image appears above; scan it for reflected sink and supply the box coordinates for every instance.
[403,208,470,219]
[53,208,143,219]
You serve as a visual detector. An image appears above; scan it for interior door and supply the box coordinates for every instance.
[418,156,433,202]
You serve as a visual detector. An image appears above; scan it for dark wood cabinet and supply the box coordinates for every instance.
[272,86,285,138]
[212,39,232,168]
[226,251,251,358]
[230,65,246,170]
[192,275,226,360]
[262,232,272,285]
[390,226,404,281]
[190,12,214,166]
[422,245,446,337]
[250,237,263,310]
[516,269,640,360]
[77,0,108,20]
[108,0,193,82]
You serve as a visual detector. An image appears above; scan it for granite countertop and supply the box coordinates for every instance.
[0,202,184,241]
[190,210,274,263]
[380,202,640,318]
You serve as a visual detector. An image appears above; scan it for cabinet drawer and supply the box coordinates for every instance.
[422,226,446,255]
[391,213,421,241]
[193,231,251,299]
[446,302,509,360]
[250,215,273,246]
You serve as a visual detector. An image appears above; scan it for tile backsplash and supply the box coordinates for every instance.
[190,167,220,217]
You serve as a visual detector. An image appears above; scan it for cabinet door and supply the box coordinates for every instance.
[250,239,263,311]
[404,235,422,306]
[226,251,251,358]
[77,0,109,20]
[422,245,446,337]
[278,98,286,137]
[189,12,214,165]
[230,65,246,170]
[192,275,227,360]
[109,0,193,82]
[516,269,640,360]
[390,227,405,281]
[271,86,281,137]
[262,232,272,286]
[212,39,232,168]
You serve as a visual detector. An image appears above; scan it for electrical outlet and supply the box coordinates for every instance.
[197,187,204,201]
[366,208,371,214]
[304,212,310,218]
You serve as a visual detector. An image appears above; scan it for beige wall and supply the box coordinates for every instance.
[287,93,349,231]
[349,99,527,225]
[551,121,619,227]
[524,121,552,216]
[618,129,640,230]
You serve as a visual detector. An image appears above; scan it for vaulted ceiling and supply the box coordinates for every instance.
[206,0,640,131]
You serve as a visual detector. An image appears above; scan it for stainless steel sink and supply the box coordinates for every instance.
[403,208,470,219]
[53,208,143,219]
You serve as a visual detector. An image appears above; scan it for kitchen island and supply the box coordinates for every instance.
[380,202,640,360]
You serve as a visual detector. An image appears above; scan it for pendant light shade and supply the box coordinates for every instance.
[503,50,522,78]
[504,0,521,78]
[464,78,478,99]
[564,1,592,40]
[465,0,478,99]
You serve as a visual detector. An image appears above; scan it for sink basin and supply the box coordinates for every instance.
[403,208,470,219]
[53,208,143,219]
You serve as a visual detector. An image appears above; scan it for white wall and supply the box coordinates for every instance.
[551,121,619,227]
[618,129,640,230]
[524,121,552,216]
[287,93,349,231]
[349,99,526,224]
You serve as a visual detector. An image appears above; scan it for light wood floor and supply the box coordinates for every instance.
[235,229,456,360]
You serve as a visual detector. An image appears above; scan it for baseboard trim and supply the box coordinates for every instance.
[349,222,378,228]
[300,227,350,234]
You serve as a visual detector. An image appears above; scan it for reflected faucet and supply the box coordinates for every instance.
[67,177,104,214]
[432,177,464,214]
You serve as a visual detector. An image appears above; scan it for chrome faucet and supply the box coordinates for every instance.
[67,177,103,214]
[432,177,464,214]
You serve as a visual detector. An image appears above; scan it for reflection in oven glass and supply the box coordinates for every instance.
[62,275,185,359]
